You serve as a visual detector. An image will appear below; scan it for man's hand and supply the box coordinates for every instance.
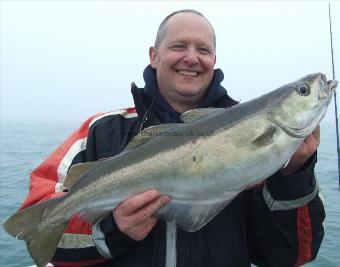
[280,125,320,176]
[113,189,171,241]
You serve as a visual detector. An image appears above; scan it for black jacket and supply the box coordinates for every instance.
[50,65,324,267]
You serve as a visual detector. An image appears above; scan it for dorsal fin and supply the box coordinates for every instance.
[180,108,225,123]
[63,162,97,189]
[125,124,180,150]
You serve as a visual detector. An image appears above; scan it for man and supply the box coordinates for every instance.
[20,9,324,267]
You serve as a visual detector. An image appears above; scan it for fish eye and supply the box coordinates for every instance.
[298,85,310,96]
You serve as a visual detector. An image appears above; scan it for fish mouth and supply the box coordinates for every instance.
[319,75,337,100]
[327,80,338,92]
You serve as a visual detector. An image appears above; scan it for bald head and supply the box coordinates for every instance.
[154,9,216,51]
[149,10,216,113]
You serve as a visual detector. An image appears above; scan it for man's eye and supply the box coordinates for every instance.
[172,45,185,50]
[198,48,211,54]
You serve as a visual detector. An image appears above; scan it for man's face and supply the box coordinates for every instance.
[149,13,216,110]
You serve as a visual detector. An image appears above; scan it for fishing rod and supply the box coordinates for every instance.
[328,2,340,189]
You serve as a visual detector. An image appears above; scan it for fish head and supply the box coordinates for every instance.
[269,73,337,138]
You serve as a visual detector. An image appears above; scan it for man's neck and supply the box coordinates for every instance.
[167,100,198,113]
[159,90,204,114]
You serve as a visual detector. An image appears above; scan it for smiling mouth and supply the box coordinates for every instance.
[177,70,198,77]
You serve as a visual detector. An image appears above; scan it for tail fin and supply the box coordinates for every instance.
[3,198,67,267]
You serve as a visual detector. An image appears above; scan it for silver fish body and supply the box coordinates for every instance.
[3,73,337,267]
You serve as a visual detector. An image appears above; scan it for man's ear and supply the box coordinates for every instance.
[149,47,157,68]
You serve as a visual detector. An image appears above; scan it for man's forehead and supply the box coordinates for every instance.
[166,12,212,30]
[164,12,214,43]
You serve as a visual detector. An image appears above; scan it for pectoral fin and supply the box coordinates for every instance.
[156,199,231,232]
[252,126,277,146]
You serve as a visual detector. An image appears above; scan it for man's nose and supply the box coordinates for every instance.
[183,48,199,64]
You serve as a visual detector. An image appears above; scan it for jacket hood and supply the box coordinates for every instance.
[137,65,230,123]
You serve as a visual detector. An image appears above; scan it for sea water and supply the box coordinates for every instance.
[0,120,339,267]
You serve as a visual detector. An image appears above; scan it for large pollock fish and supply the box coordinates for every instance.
[3,73,337,267]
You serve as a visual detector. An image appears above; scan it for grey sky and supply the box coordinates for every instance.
[1,1,339,123]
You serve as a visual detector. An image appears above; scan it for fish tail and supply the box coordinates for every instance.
[3,198,67,267]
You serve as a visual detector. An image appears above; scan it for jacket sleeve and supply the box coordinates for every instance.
[93,213,137,259]
[249,153,325,267]
[19,113,111,267]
